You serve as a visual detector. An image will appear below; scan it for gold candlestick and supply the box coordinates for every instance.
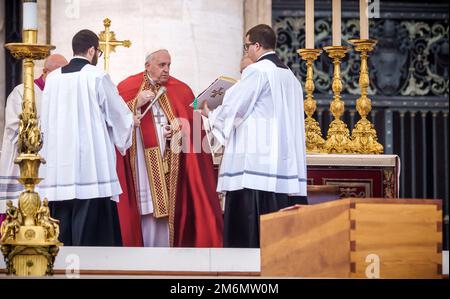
[2,29,61,276]
[298,48,325,153]
[348,39,383,154]
[323,45,351,153]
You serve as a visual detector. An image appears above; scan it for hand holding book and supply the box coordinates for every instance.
[190,76,237,111]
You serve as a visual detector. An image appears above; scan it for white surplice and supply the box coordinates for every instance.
[37,64,133,202]
[209,54,307,195]
[135,102,169,247]
[0,83,42,212]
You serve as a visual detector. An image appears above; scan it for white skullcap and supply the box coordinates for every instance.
[145,48,170,62]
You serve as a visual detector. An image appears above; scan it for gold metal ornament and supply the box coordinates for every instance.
[323,46,351,154]
[348,39,383,154]
[2,27,62,276]
[99,18,132,72]
[298,48,326,153]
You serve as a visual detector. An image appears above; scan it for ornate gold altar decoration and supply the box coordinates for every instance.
[2,29,62,276]
[348,39,383,154]
[298,49,325,153]
[300,40,384,155]
[99,18,132,72]
[322,46,351,154]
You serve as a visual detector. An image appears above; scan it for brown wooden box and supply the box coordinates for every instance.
[260,198,442,278]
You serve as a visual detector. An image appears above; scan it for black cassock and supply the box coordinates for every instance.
[223,189,307,248]
[49,197,122,246]
[46,58,122,247]
[220,53,308,248]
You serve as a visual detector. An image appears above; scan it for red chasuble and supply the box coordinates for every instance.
[116,72,223,247]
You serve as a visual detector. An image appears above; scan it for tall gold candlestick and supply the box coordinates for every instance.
[323,45,351,153]
[2,18,61,275]
[298,48,325,153]
[348,39,383,154]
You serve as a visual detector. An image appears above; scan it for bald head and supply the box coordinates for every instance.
[43,54,68,80]
[240,55,253,73]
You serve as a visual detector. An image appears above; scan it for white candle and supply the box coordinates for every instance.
[23,0,38,30]
[332,0,341,46]
[360,0,369,39]
[305,0,314,49]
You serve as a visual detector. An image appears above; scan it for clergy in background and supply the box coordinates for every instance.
[116,49,223,247]
[37,30,134,246]
[0,54,68,217]
[202,24,308,248]
[240,54,253,73]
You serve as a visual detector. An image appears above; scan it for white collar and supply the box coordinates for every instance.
[72,56,90,62]
[257,51,276,61]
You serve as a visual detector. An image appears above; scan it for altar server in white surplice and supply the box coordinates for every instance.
[0,54,68,214]
[202,24,308,248]
[37,29,134,246]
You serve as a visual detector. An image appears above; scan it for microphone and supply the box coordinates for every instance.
[139,86,167,119]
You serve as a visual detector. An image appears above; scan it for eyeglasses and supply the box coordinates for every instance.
[243,42,257,51]
[96,48,103,57]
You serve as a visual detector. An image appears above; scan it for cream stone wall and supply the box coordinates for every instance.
[0,0,275,149]
[50,0,245,95]
[244,0,272,33]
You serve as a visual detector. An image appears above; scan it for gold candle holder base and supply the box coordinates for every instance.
[298,48,325,153]
[323,46,351,154]
[348,39,383,154]
[1,32,61,276]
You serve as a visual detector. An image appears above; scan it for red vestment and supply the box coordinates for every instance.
[116,72,223,247]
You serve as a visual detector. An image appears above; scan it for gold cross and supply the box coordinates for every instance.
[98,18,131,72]
[211,87,224,98]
